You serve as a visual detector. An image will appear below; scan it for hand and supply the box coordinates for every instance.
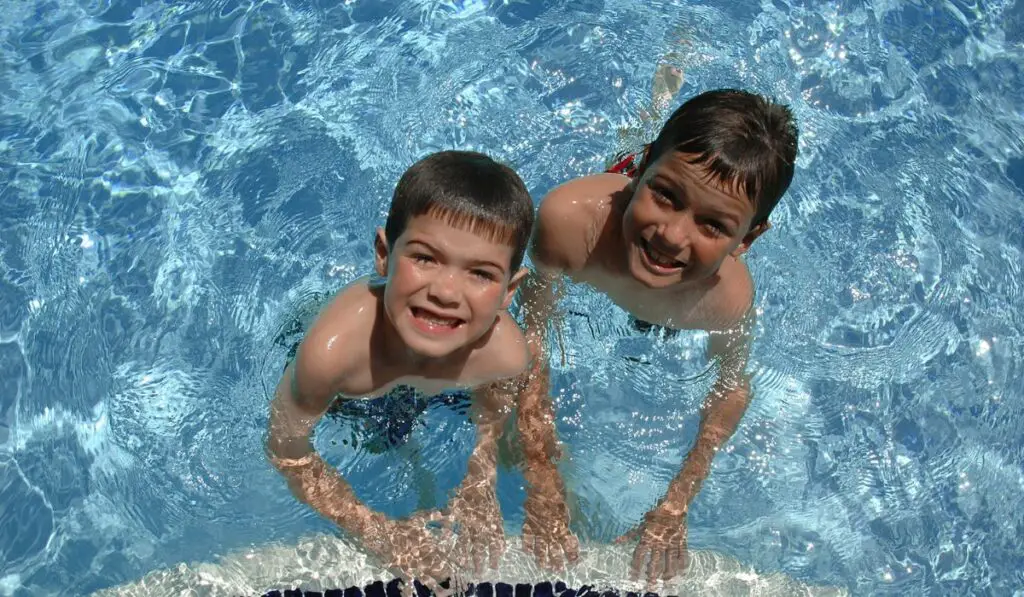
[521,483,580,571]
[356,512,457,596]
[616,503,688,589]
[440,477,506,575]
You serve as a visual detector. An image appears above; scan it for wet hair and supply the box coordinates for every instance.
[384,150,534,272]
[639,89,799,226]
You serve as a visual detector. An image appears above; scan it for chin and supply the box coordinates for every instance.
[633,270,680,289]
[628,252,682,289]
[405,337,461,360]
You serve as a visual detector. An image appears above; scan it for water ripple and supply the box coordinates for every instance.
[1,0,1023,594]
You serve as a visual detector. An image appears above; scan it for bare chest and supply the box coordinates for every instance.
[334,367,473,401]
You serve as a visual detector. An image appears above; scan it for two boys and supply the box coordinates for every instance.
[266,90,798,588]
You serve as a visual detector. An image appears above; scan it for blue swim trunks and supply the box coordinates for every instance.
[273,292,470,454]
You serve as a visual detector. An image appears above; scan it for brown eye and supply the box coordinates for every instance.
[650,185,673,204]
[703,221,727,235]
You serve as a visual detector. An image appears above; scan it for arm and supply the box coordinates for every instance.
[516,266,581,569]
[517,268,566,489]
[512,184,589,568]
[268,328,457,588]
[463,377,519,485]
[617,312,755,584]
[659,312,755,514]
[433,376,524,574]
[266,358,381,537]
[516,183,584,476]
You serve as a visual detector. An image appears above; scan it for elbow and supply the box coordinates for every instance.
[265,436,287,472]
[265,433,314,473]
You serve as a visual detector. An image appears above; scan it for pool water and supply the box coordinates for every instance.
[1,0,1023,595]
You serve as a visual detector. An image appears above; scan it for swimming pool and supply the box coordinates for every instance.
[1,0,1022,594]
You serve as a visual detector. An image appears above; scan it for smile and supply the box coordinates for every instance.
[639,238,685,274]
[410,306,465,332]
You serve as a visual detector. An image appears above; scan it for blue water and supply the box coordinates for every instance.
[1,0,1023,594]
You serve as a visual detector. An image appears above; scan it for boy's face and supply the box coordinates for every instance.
[621,151,768,289]
[374,214,524,359]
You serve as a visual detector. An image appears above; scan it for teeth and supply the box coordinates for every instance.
[645,242,678,268]
[416,310,460,327]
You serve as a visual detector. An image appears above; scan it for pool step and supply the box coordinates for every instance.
[263,581,666,597]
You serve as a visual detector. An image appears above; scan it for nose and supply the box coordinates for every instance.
[426,269,460,307]
[658,215,694,257]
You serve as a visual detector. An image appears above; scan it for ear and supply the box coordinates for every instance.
[501,267,529,309]
[731,221,771,257]
[374,227,390,277]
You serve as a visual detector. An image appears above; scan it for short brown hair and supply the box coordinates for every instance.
[385,151,534,271]
[640,89,798,225]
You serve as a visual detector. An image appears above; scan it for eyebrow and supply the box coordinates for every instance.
[468,259,507,272]
[405,240,507,272]
[653,172,745,224]
[405,239,437,253]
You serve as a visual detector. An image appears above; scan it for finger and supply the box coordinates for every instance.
[646,547,665,590]
[564,532,581,565]
[629,541,649,582]
[489,533,505,571]
[415,576,441,597]
[536,540,553,572]
[461,533,479,573]
[665,544,681,582]
[546,539,564,572]
[432,575,455,597]
[521,525,536,557]
[400,577,418,597]
[418,562,453,597]
[470,535,485,576]
[388,566,415,597]
[548,541,565,572]
[645,570,660,596]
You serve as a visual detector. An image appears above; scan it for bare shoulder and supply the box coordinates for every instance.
[470,311,531,384]
[701,257,755,332]
[291,278,376,404]
[532,174,630,272]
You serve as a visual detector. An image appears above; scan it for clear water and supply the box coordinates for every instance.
[1,0,1023,595]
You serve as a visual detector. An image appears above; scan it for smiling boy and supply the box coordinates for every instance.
[266,150,534,589]
[515,89,799,585]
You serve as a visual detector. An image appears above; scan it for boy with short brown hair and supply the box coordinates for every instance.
[267,150,535,590]
[516,89,799,586]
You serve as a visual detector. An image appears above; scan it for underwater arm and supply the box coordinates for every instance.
[466,377,518,482]
[516,269,566,490]
[435,378,521,572]
[617,315,755,585]
[266,360,383,537]
[663,314,755,513]
[515,268,580,568]
[268,357,459,588]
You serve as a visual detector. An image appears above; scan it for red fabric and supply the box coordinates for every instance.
[607,153,639,177]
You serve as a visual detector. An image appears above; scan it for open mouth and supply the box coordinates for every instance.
[410,306,465,331]
[639,238,685,273]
